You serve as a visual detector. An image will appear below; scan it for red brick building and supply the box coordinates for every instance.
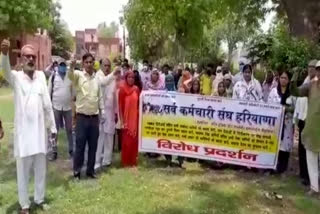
[74,29,122,61]
[2,29,52,70]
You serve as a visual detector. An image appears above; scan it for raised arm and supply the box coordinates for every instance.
[1,39,16,86]
[290,72,310,97]
[99,67,121,87]
[68,59,80,85]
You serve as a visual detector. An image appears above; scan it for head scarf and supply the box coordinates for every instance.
[178,70,192,93]
[146,69,165,90]
[119,71,140,137]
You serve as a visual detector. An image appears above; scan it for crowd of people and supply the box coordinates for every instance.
[0,38,320,213]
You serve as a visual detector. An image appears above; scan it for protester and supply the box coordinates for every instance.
[268,71,295,174]
[293,67,310,185]
[190,78,201,94]
[145,69,165,90]
[47,58,73,161]
[232,64,263,101]
[178,68,193,93]
[223,74,233,98]
[211,66,223,94]
[1,40,57,213]
[121,62,130,76]
[95,60,120,170]
[118,71,140,167]
[174,66,183,89]
[291,61,320,195]
[213,81,227,97]
[133,69,143,91]
[262,71,277,103]
[164,66,176,91]
[233,60,246,83]
[200,64,214,95]
[69,53,104,180]
[303,59,318,84]
[140,60,151,90]
[44,61,58,79]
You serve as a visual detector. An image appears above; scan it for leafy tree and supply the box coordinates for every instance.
[124,0,214,63]
[273,0,320,42]
[49,20,74,60]
[247,23,320,71]
[0,0,54,36]
[48,2,74,59]
[97,21,119,38]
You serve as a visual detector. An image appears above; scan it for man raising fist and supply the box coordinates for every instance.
[1,39,57,214]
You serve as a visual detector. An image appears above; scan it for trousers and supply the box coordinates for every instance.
[306,150,319,192]
[50,109,73,154]
[16,154,46,209]
[95,124,114,167]
[73,114,99,175]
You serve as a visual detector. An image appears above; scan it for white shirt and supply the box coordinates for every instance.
[140,70,151,90]
[1,54,57,158]
[232,78,262,102]
[294,97,308,122]
[102,75,118,134]
[48,71,72,111]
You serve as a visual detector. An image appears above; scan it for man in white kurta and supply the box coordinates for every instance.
[95,60,120,169]
[1,40,56,213]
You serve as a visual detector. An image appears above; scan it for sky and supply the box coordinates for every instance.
[59,0,129,35]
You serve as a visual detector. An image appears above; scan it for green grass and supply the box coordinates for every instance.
[0,87,319,214]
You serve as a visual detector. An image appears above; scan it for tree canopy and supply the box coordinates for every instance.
[97,21,119,38]
[0,0,55,36]
[124,0,320,63]
[124,0,267,63]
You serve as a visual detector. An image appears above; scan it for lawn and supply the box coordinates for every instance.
[0,87,319,214]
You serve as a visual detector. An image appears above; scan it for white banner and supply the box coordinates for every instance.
[139,91,285,169]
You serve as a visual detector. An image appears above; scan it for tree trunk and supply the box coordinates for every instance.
[280,0,320,42]
[227,42,235,65]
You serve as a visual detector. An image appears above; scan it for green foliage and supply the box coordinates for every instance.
[49,20,74,60]
[0,0,54,36]
[247,24,320,72]
[97,21,119,38]
[48,3,74,60]
[124,0,266,64]
[124,0,215,63]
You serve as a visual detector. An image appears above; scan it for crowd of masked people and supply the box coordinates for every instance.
[1,37,319,213]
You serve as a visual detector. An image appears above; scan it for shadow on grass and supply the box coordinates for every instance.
[148,181,242,214]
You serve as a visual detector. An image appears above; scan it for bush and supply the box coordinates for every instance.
[247,23,320,73]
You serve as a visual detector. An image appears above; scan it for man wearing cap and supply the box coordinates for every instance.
[303,59,318,84]
[1,39,56,213]
[291,60,320,196]
[223,73,234,97]
[48,58,74,160]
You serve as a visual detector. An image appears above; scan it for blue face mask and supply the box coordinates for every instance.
[58,65,67,75]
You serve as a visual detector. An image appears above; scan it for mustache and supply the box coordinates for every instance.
[27,62,35,67]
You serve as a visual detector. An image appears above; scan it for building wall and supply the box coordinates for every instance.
[74,29,122,61]
[1,32,51,70]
